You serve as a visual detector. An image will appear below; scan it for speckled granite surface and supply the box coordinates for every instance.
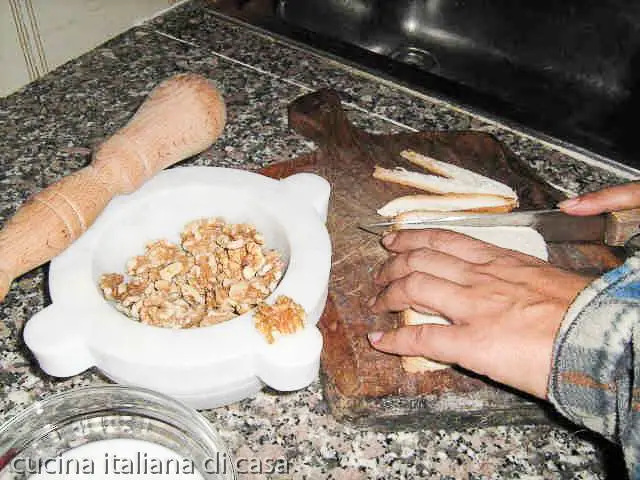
[1,1,638,478]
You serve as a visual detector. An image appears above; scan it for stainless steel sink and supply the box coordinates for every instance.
[277,0,640,168]
[280,1,634,97]
[214,0,640,169]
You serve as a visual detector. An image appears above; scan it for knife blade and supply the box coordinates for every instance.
[359,209,618,244]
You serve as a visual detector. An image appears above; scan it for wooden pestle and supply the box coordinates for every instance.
[0,73,226,302]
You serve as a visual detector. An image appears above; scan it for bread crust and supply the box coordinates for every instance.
[400,150,518,201]
[400,149,455,178]
[377,194,517,217]
[401,356,450,373]
[373,165,518,200]
[374,147,519,201]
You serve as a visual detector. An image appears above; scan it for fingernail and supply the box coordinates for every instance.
[367,296,377,307]
[382,232,397,247]
[368,331,383,344]
[558,197,580,209]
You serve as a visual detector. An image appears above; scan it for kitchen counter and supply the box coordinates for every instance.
[0,1,637,478]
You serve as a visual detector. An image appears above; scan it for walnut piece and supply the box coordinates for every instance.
[254,295,306,344]
[98,217,285,329]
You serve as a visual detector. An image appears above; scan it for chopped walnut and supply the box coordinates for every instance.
[254,295,306,344]
[200,310,238,327]
[99,273,126,301]
[98,218,285,329]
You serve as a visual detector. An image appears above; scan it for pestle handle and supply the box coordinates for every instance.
[0,73,226,302]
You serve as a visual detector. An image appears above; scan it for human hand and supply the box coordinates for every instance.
[558,181,640,215]
[367,229,594,399]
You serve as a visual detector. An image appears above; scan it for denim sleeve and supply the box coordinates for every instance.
[548,254,640,478]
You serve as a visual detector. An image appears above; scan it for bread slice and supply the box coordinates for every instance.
[392,211,549,261]
[377,194,517,217]
[400,150,518,200]
[400,309,452,372]
[373,165,518,200]
[397,221,549,374]
[373,148,518,201]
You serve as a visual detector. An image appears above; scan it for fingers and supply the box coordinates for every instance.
[382,228,506,264]
[369,271,470,319]
[375,247,476,287]
[558,182,640,215]
[368,323,466,365]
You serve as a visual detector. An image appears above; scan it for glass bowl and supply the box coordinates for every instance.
[0,385,236,479]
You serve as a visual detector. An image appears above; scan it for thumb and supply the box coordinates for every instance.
[368,324,464,365]
[558,182,640,216]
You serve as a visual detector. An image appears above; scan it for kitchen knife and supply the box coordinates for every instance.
[359,208,640,246]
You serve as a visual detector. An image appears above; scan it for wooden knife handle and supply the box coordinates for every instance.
[0,73,226,302]
[605,208,640,246]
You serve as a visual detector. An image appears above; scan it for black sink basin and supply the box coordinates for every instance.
[215,0,640,169]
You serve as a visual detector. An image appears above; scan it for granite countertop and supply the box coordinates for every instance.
[1,1,638,478]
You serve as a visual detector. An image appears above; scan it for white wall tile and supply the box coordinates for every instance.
[1,0,173,97]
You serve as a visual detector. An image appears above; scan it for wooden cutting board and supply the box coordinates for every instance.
[260,89,625,430]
